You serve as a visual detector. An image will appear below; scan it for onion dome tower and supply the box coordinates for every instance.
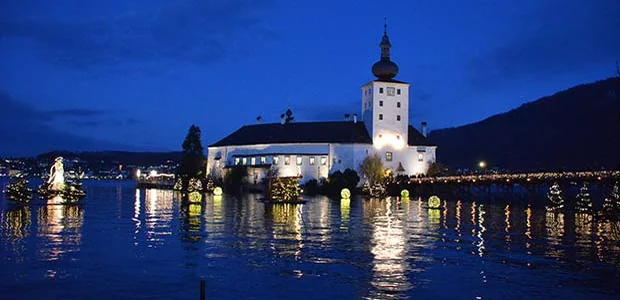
[371,22,399,80]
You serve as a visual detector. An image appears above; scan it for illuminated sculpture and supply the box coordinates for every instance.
[37,156,86,203]
[48,157,65,191]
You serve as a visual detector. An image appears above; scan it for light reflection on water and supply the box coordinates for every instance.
[1,181,620,299]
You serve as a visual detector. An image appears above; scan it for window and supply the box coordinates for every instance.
[418,153,424,162]
[235,157,240,165]
[273,156,279,165]
[379,114,383,120]
[386,152,393,162]
[285,156,290,165]
[250,157,256,165]
[379,87,384,93]
[397,102,401,108]
[396,135,400,140]
[296,156,303,165]
[242,157,247,165]
[397,115,401,121]
[379,100,383,107]
[397,89,401,95]
[260,156,266,164]
[310,157,315,165]
[387,87,395,96]
[321,157,327,165]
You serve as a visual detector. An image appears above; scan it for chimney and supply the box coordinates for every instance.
[353,113,358,123]
[256,116,262,123]
[280,114,285,124]
[421,121,428,137]
[344,113,350,121]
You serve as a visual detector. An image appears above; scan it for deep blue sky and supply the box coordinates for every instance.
[1,0,619,154]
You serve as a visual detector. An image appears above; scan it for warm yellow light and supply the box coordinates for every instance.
[374,132,405,150]
[341,188,351,199]
[149,170,157,177]
[401,189,409,198]
[213,186,223,196]
[479,161,486,168]
[188,191,202,203]
[428,195,441,209]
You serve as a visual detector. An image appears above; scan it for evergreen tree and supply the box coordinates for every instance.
[603,182,620,219]
[177,125,206,189]
[546,182,564,212]
[575,182,593,213]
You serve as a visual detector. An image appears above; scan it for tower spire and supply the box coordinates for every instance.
[372,20,398,80]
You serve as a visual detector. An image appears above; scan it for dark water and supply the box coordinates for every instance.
[1,180,619,299]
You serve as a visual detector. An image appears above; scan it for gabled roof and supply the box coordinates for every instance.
[408,125,435,146]
[209,121,373,147]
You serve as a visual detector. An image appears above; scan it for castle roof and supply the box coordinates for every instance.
[209,121,435,147]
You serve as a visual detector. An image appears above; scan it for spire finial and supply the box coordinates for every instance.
[384,17,387,35]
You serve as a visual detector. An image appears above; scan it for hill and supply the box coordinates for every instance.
[428,77,620,171]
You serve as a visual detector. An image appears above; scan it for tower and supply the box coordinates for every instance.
[361,23,410,170]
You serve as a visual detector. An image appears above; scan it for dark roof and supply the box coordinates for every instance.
[210,121,373,147]
[408,125,435,146]
[362,79,409,85]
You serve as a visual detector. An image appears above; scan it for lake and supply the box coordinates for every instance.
[1,180,619,299]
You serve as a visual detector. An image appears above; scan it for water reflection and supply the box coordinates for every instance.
[144,188,173,246]
[36,204,84,265]
[1,206,31,260]
[365,198,412,298]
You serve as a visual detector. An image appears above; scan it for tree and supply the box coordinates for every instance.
[427,162,448,177]
[359,153,385,185]
[178,125,206,189]
[603,182,620,219]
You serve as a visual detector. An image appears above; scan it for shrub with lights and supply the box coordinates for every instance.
[575,182,593,214]
[546,182,564,213]
[4,177,33,203]
[268,176,302,202]
[603,182,620,220]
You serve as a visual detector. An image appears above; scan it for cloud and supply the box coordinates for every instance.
[48,108,109,117]
[67,117,142,128]
[0,0,277,69]
[467,0,620,88]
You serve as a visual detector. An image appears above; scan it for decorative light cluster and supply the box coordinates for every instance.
[412,170,620,185]
[187,178,203,193]
[575,182,593,213]
[546,182,564,213]
[428,195,441,209]
[603,182,620,219]
[4,178,33,203]
[341,188,351,199]
[269,177,302,202]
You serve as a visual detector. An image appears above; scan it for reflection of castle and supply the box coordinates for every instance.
[207,25,436,184]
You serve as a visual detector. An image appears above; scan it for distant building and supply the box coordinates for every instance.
[207,25,436,183]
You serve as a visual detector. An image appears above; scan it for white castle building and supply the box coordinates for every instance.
[206,26,436,184]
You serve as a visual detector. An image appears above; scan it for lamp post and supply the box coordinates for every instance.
[478,161,486,173]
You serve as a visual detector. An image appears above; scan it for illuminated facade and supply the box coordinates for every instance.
[207,26,436,183]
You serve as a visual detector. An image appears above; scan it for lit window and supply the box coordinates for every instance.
[387,87,395,96]
[379,114,383,120]
[418,153,424,162]
[379,100,383,107]
[250,157,256,165]
[397,115,401,121]
[235,158,240,165]
[397,102,401,108]
[242,157,247,165]
[379,87,384,93]
[397,89,401,95]
[273,156,279,165]
[310,157,315,165]
[386,152,393,161]
[321,157,327,165]
[260,156,266,164]
[296,156,302,165]
[285,156,290,165]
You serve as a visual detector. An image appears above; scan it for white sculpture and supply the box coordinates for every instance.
[47,157,65,191]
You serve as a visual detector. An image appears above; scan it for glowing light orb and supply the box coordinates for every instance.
[149,170,157,177]
[341,188,351,199]
[428,195,441,209]
[213,187,223,196]
[188,191,202,203]
[401,189,410,198]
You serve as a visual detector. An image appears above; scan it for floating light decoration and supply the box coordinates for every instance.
[341,188,351,199]
[428,195,441,209]
[213,186,223,196]
[188,191,202,203]
[401,189,409,198]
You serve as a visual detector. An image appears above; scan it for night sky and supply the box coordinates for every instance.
[1,0,619,155]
